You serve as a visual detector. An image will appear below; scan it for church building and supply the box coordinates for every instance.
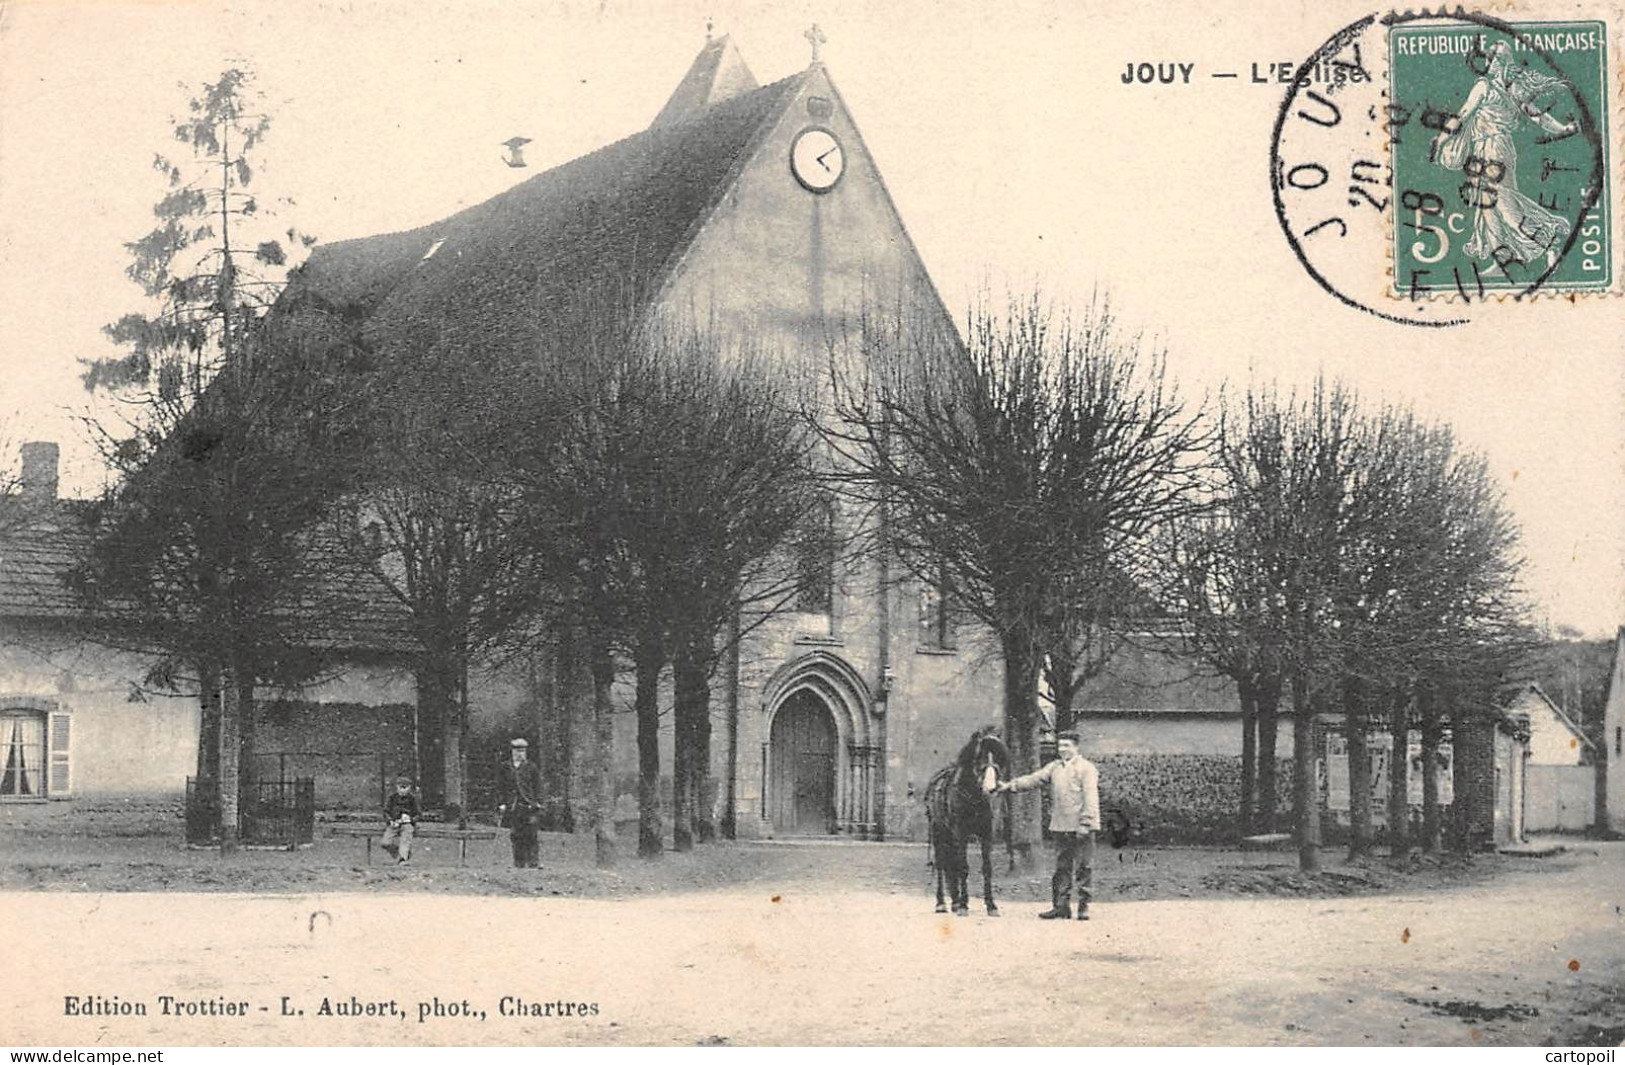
[283,28,1005,838]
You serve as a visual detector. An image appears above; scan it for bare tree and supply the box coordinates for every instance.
[1213,381,1364,872]
[496,305,820,862]
[333,337,550,814]
[651,337,822,851]
[826,294,1207,863]
[1160,501,1288,835]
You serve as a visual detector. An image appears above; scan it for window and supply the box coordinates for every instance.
[794,501,836,616]
[1,710,46,799]
[918,568,956,650]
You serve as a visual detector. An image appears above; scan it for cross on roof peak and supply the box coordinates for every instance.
[804,23,827,65]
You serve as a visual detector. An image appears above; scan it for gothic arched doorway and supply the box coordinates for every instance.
[768,690,837,834]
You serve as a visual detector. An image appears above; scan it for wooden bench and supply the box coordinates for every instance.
[329,822,498,866]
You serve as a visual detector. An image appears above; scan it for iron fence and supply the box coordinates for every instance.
[184,775,315,847]
[241,777,315,847]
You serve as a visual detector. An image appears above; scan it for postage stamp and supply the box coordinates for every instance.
[1388,19,1612,298]
[1272,9,1617,324]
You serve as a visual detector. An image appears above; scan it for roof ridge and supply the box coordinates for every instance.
[287,71,810,366]
[302,72,805,268]
[1523,681,1595,747]
[646,70,809,314]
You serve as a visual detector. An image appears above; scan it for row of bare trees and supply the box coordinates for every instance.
[824,298,1208,865]
[822,301,1526,872]
[1160,386,1527,868]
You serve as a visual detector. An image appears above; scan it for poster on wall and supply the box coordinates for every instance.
[1326,733,1350,812]
[1326,731,1454,821]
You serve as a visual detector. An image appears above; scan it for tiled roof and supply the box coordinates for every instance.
[282,72,805,362]
[0,503,94,620]
[0,499,413,656]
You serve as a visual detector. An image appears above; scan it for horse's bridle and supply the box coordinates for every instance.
[979,747,1002,795]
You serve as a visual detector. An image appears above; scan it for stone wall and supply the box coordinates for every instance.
[252,699,414,812]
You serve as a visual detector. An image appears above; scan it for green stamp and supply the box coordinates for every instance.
[1389,19,1611,298]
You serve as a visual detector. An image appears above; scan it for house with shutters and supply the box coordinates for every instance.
[0,441,421,810]
[0,444,197,802]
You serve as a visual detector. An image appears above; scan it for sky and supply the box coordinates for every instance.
[0,0,1620,637]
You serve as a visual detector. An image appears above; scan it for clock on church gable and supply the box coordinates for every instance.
[790,126,845,193]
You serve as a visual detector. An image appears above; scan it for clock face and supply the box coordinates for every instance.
[790,127,845,193]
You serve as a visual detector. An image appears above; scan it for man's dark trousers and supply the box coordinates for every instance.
[510,812,539,868]
[1050,830,1095,910]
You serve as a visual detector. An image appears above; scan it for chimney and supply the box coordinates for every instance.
[19,442,59,502]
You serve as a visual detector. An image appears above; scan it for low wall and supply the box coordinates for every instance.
[1096,754,1297,843]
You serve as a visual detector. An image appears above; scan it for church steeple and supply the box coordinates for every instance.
[650,32,759,130]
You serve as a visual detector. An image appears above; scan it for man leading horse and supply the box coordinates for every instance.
[997,728,1100,920]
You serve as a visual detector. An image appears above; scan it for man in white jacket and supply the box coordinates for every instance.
[998,730,1100,920]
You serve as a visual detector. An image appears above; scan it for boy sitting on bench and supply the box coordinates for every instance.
[381,774,420,865]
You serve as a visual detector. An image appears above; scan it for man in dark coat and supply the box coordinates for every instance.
[500,737,543,868]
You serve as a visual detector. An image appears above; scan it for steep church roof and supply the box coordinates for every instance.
[284,55,805,366]
[650,35,760,130]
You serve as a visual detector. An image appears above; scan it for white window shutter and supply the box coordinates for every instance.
[47,710,71,798]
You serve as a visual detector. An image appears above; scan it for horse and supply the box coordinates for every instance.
[924,727,1012,916]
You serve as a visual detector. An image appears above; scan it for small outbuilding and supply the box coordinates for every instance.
[1506,683,1596,833]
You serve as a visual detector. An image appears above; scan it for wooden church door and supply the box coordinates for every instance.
[770,691,837,834]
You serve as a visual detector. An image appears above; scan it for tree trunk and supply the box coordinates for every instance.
[1001,633,1043,869]
[1049,655,1080,734]
[456,656,471,817]
[237,674,256,823]
[1449,714,1473,855]
[1387,690,1411,859]
[672,633,718,849]
[528,647,554,817]
[1257,678,1282,833]
[1289,672,1320,872]
[1238,677,1258,836]
[1345,679,1372,859]
[590,642,616,870]
[549,625,579,832]
[1421,718,1442,853]
[217,663,250,852]
[692,665,715,844]
[195,660,222,782]
[413,659,453,809]
[1420,686,1442,853]
[671,649,695,854]
[634,638,664,859]
[722,610,742,841]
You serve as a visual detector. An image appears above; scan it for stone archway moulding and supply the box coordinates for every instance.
[760,650,873,748]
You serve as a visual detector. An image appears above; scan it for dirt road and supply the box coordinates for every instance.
[4,843,1621,1046]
